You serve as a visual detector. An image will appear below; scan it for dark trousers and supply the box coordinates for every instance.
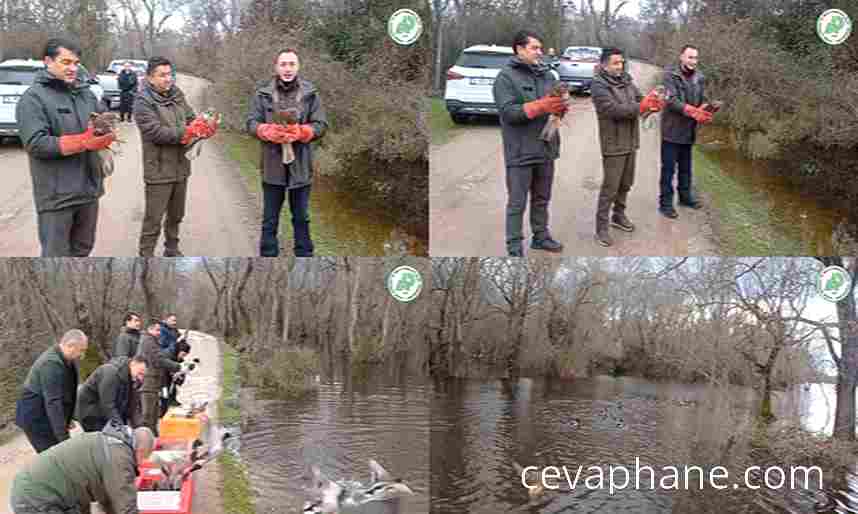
[505,161,554,252]
[37,201,99,257]
[659,141,694,209]
[140,180,188,256]
[596,152,636,231]
[260,182,314,257]
[11,498,82,514]
[119,91,134,121]
[22,428,60,454]
[140,391,160,436]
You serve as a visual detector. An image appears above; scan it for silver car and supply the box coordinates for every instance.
[555,46,602,94]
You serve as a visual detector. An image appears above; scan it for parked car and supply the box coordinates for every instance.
[556,46,602,94]
[444,45,514,124]
[97,70,120,110]
[107,59,147,92]
[0,59,103,140]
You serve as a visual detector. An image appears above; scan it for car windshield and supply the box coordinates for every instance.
[565,48,600,61]
[0,68,39,85]
[456,52,512,69]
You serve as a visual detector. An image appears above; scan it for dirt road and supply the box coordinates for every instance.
[0,330,224,514]
[0,75,256,257]
[430,60,717,256]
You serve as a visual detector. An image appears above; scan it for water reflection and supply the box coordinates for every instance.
[432,377,858,514]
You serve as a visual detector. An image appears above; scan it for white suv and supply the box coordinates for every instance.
[444,45,514,124]
[0,59,103,139]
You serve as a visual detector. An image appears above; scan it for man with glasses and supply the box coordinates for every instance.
[16,38,116,257]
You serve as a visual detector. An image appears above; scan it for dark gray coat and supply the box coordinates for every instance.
[661,64,709,145]
[15,345,79,442]
[492,57,561,167]
[134,83,196,184]
[591,68,643,157]
[112,326,141,359]
[16,70,106,213]
[245,77,328,189]
[75,357,133,427]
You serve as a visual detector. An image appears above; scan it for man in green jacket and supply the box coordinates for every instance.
[75,356,148,432]
[10,422,155,514]
[112,312,142,358]
[15,330,88,453]
[134,56,217,257]
[247,48,328,257]
[16,38,116,257]
[492,30,568,257]
[590,48,664,247]
[136,320,182,435]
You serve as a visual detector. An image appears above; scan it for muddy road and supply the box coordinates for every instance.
[430,60,717,256]
[0,74,256,257]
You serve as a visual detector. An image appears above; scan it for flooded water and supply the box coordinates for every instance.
[431,376,858,514]
[696,126,848,255]
[239,366,430,514]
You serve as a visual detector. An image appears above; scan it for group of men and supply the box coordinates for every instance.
[14,313,192,450]
[17,38,327,258]
[9,315,194,513]
[493,30,717,256]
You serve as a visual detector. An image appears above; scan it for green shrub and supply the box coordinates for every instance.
[262,347,321,398]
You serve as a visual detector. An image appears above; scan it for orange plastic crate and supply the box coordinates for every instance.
[136,467,194,514]
[158,409,208,441]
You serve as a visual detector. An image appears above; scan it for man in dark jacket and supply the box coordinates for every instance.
[160,339,193,416]
[134,56,217,257]
[15,330,88,453]
[247,48,328,257]
[112,312,142,358]
[117,61,138,123]
[10,422,154,514]
[492,30,568,257]
[75,356,147,432]
[16,38,116,257]
[659,45,715,219]
[136,320,182,435]
[590,48,665,247]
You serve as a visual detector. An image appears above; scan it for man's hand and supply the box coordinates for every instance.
[58,126,116,156]
[67,420,79,432]
[181,118,216,145]
[683,104,713,124]
[256,123,291,144]
[523,95,568,119]
[639,90,665,114]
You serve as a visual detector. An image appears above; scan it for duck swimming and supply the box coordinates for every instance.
[304,460,415,513]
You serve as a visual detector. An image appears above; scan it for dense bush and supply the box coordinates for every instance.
[260,346,321,398]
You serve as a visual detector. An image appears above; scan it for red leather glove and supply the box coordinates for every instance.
[256,123,290,144]
[58,127,116,156]
[523,95,567,119]
[683,104,713,124]
[293,124,315,144]
[640,91,664,114]
[181,118,216,145]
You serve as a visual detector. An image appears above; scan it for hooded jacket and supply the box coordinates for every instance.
[16,70,106,212]
[134,82,196,184]
[75,357,134,427]
[492,56,561,167]
[10,421,140,514]
[590,67,644,156]
[245,77,328,189]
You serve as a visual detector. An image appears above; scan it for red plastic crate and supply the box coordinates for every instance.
[136,467,194,514]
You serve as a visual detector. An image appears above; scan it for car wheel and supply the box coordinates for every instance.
[450,113,467,125]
